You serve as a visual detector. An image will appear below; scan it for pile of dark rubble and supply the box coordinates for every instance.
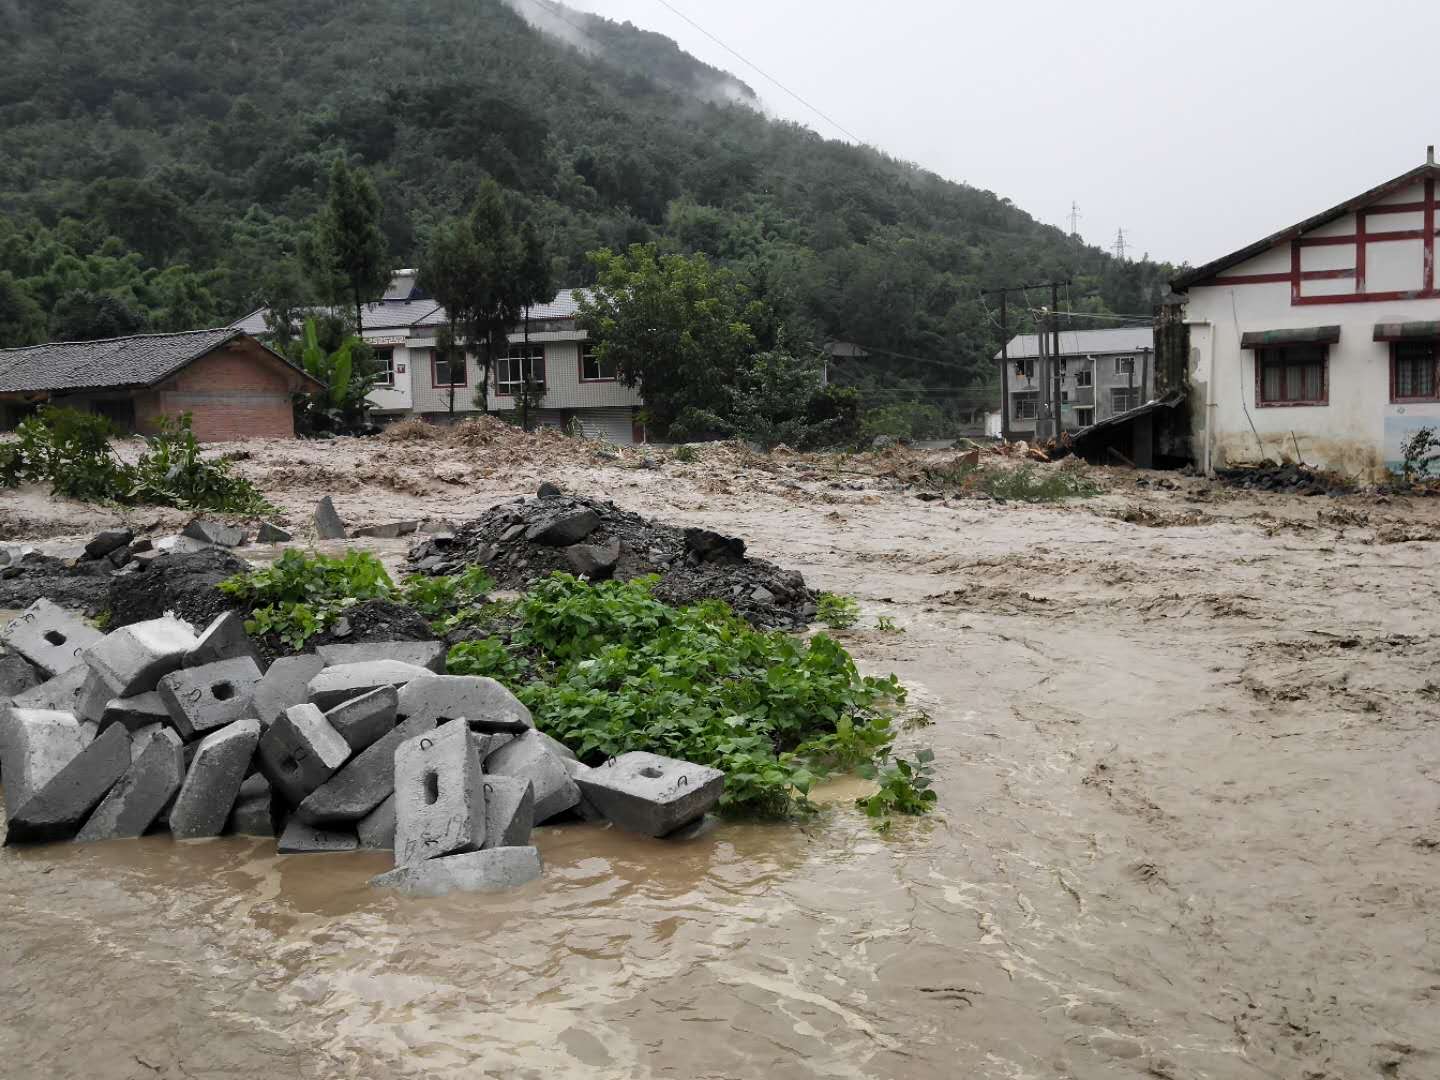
[408,488,818,630]
[0,603,723,896]
[1215,461,1352,496]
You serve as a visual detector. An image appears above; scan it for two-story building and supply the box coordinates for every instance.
[996,326,1155,439]
[1172,150,1440,478]
[233,275,646,444]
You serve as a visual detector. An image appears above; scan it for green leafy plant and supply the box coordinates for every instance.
[219,548,395,648]
[400,564,498,634]
[857,749,938,828]
[446,636,530,682]
[126,415,270,512]
[875,615,901,633]
[980,463,1099,502]
[672,443,699,463]
[816,592,860,629]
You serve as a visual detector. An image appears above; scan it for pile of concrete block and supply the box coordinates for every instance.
[0,599,726,897]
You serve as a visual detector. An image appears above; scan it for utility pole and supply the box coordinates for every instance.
[998,291,1010,442]
[984,279,1071,444]
[1051,283,1063,439]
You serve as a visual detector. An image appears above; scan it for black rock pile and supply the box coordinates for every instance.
[407,490,818,629]
[1216,462,1351,496]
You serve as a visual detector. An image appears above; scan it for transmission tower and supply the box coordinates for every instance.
[1113,228,1128,260]
[1068,201,1081,236]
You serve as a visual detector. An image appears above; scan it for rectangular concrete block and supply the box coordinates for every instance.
[1,599,105,679]
[563,759,607,822]
[11,663,91,714]
[370,846,543,896]
[256,703,352,806]
[295,712,434,826]
[393,721,485,866]
[183,611,264,670]
[483,729,580,824]
[77,669,112,724]
[0,707,91,818]
[574,752,725,837]
[316,640,447,674]
[99,690,171,734]
[5,723,131,843]
[169,717,261,839]
[158,656,263,740]
[181,519,247,548]
[278,819,358,853]
[227,773,279,837]
[249,654,325,727]
[324,685,397,752]
[357,793,396,849]
[83,617,198,696]
[76,727,184,841]
[0,652,40,697]
[481,775,534,848]
[307,660,432,711]
[396,673,534,734]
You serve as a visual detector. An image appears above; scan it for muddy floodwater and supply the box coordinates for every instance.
[3,445,1440,1078]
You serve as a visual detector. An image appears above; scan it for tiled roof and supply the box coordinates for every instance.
[230,289,590,339]
[0,328,247,394]
[996,326,1154,360]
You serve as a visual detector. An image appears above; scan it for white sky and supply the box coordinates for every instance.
[564,0,1440,267]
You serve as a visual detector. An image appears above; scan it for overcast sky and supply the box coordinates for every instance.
[563,0,1439,268]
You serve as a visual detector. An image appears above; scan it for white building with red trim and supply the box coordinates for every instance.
[1172,150,1440,478]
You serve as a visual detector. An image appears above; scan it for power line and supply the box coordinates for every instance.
[649,0,865,145]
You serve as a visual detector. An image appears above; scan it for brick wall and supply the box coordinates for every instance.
[141,345,298,441]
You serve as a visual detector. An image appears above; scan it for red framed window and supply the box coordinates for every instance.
[1390,340,1439,402]
[579,343,618,382]
[496,344,545,396]
[1256,344,1328,406]
[431,348,467,388]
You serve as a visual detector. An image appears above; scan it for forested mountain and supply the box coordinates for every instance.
[0,0,1175,417]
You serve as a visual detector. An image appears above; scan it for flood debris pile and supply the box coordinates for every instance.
[0,603,724,896]
[408,489,817,629]
[1216,461,1353,496]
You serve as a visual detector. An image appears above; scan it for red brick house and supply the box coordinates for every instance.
[0,328,324,441]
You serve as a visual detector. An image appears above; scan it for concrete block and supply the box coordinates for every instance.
[183,611,263,670]
[316,640,447,674]
[393,721,485,866]
[169,717,261,839]
[481,775,534,848]
[249,654,325,727]
[99,690,170,734]
[352,520,420,539]
[324,685,397,752]
[127,722,167,759]
[483,729,580,824]
[256,521,292,544]
[154,534,215,555]
[84,529,133,560]
[228,773,279,837]
[77,669,111,723]
[256,703,351,805]
[370,846,543,896]
[158,656,263,740]
[307,660,432,711]
[397,673,534,734]
[182,519,247,547]
[313,496,348,540]
[11,663,91,714]
[2,599,105,678]
[278,819,357,853]
[574,752,725,837]
[357,793,396,849]
[5,724,131,843]
[82,616,198,696]
[562,759,607,822]
[0,707,91,817]
[295,712,433,826]
[0,652,40,697]
[75,727,183,841]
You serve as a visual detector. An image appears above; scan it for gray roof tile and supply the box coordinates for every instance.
[0,328,246,394]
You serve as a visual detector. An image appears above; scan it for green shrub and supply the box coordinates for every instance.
[126,415,270,512]
[857,749,938,829]
[672,443,699,463]
[816,592,860,629]
[446,574,909,817]
[980,463,1099,502]
[219,548,395,649]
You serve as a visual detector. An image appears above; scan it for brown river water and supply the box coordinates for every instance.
[3,454,1439,1079]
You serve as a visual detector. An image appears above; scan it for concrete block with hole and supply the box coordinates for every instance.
[0,707,92,818]
[2,600,104,679]
[278,819,358,853]
[324,685,397,752]
[249,654,325,727]
[481,775,534,848]
[99,690,171,734]
[76,727,184,841]
[158,656,263,740]
[12,663,91,714]
[396,673,534,734]
[169,717,261,839]
[357,793,396,849]
[370,846,543,896]
[5,723,131,843]
[183,612,263,671]
[573,752,725,837]
[393,721,486,866]
[227,773,279,837]
[82,616,198,697]
[256,703,351,805]
[295,712,434,826]
[482,728,579,824]
[307,660,432,711]
[316,640,447,674]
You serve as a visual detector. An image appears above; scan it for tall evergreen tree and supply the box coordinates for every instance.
[315,158,389,335]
